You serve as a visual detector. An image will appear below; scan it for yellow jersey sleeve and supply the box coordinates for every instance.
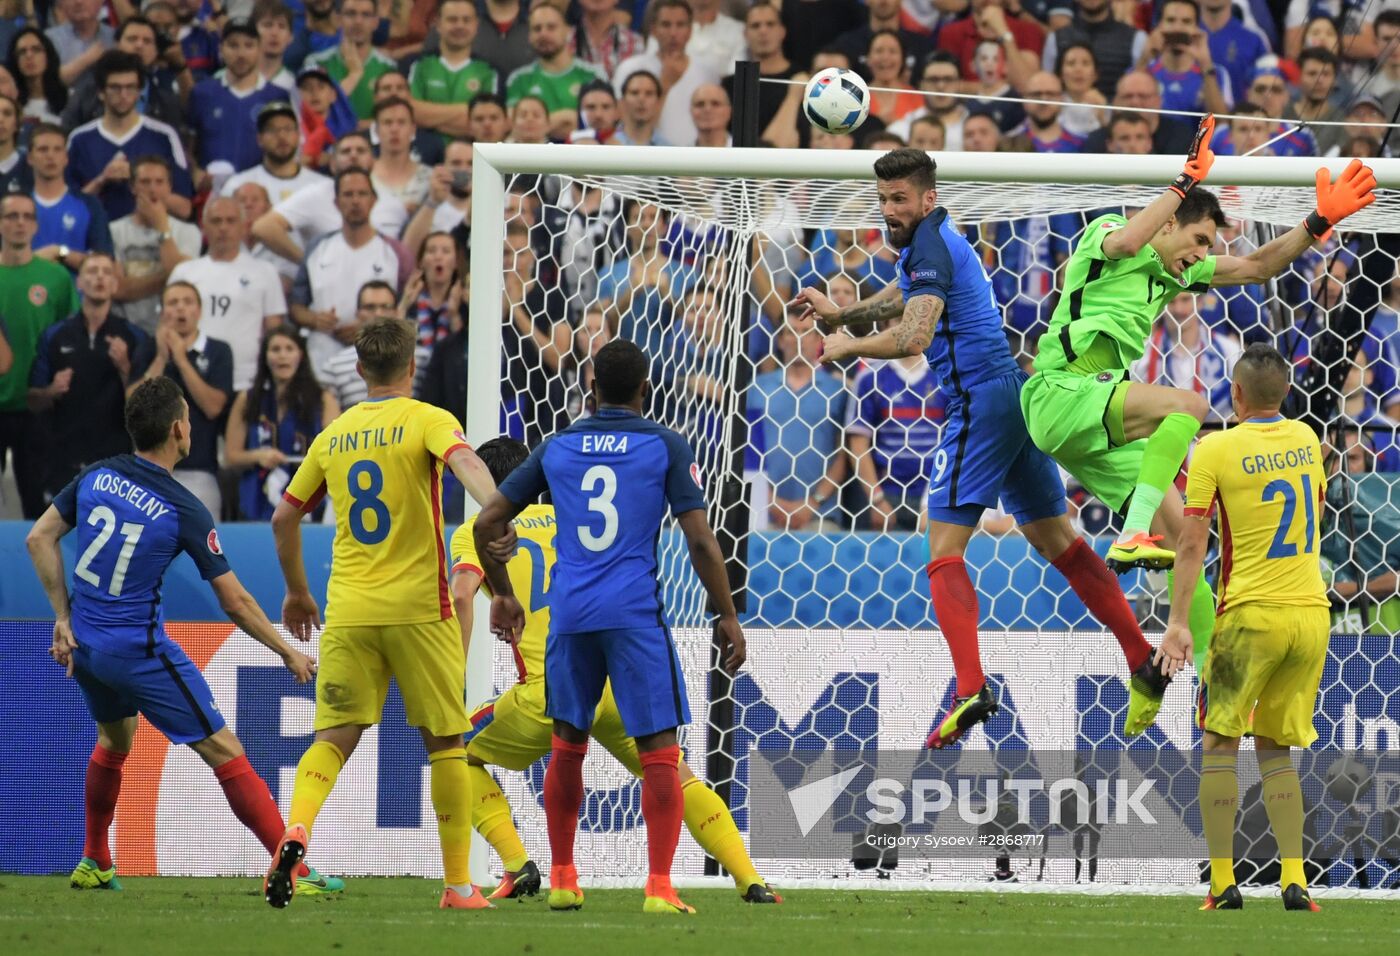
[283,430,329,512]
[1183,432,1223,518]
[421,406,471,463]
[450,517,482,581]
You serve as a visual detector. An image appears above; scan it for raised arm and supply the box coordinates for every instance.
[1211,160,1377,288]
[818,294,944,364]
[1102,115,1215,260]
[676,508,745,673]
[791,280,904,329]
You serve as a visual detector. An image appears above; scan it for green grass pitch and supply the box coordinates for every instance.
[3,877,1398,956]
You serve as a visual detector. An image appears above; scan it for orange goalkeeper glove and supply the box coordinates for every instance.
[1304,158,1377,243]
[1169,114,1216,198]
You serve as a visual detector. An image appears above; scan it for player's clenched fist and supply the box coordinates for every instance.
[1170,113,1216,198]
[1306,158,1377,243]
[490,593,525,646]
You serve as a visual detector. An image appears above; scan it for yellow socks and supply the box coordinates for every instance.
[429,747,473,886]
[682,777,763,890]
[1259,753,1306,889]
[1200,751,1239,895]
[469,764,530,872]
[288,740,346,837]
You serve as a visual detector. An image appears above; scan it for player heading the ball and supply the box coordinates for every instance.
[796,147,1168,746]
[267,315,500,912]
[473,339,746,916]
[26,376,342,898]
[1022,114,1376,682]
[1154,344,1329,914]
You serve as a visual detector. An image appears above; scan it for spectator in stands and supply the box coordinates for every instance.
[290,169,406,376]
[1105,110,1153,153]
[421,310,467,424]
[225,324,339,521]
[1141,0,1233,115]
[0,93,28,196]
[505,3,606,140]
[253,1,296,91]
[1294,47,1346,155]
[864,30,924,123]
[168,197,288,391]
[678,0,747,72]
[292,64,346,171]
[69,51,194,223]
[303,0,398,121]
[322,280,401,410]
[370,97,430,215]
[1054,40,1107,136]
[29,125,112,273]
[1083,69,1194,153]
[573,0,645,80]
[500,218,568,443]
[0,193,77,518]
[1133,292,1241,424]
[1246,63,1318,157]
[1017,72,1085,151]
[168,0,222,81]
[400,231,464,351]
[962,109,1002,151]
[886,51,966,148]
[406,0,494,144]
[468,92,511,143]
[127,280,234,515]
[691,83,732,146]
[1199,0,1269,102]
[60,16,189,134]
[750,308,848,532]
[45,0,112,87]
[0,64,14,102]
[615,0,724,147]
[111,156,201,334]
[231,180,296,292]
[724,4,806,148]
[506,94,552,144]
[613,69,668,145]
[188,19,291,180]
[908,114,946,149]
[810,126,856,148]
[939,0,1044,84]
[1043,0,1146,97]
[367,71,444,167]
[1371,10,1400,104]
[562,305,615,420]
[10,27,66,129]
[1211,101,1276,155]
[970,38,1032,130]
[1323,424,1400,631]
[402,141,473,256]
[29,253,148,499]
[475,0,533,79]
[252,129,408,266]
[1337,95,1391,159]
[833,0,929,77]
[578,80,620,140]
[221,101,325,207]
[782,0,865,73]
[846,324,945,530]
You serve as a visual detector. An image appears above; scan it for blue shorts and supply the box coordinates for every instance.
[71,641,226,745]
[928,369,1067,527]
[545,627,691,739]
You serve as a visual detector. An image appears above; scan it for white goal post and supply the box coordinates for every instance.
[461,144,1400,890]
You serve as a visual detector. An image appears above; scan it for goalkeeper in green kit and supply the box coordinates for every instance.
[1021,116,1376,715]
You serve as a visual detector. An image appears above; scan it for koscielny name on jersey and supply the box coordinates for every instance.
[326,425,407,456]
[90,472,173,521]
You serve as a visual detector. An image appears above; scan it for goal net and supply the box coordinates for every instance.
[465,146,1400,892]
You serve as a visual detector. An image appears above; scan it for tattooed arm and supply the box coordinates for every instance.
[790,281,905,329]
[820,295,943,363]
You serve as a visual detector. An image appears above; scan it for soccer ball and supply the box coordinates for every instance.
[803,67,871,136]
[1324,755,1372,805]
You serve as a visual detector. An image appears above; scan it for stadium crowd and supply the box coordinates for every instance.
[0,0,1397,585]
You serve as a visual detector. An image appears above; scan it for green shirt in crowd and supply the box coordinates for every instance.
[304,45,400,121]
[505,59,606,114]
[0,257,78,411]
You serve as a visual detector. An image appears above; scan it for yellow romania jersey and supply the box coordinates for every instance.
[450,504,554,684]
[1183,416,1328,613]
[283,396,469,626]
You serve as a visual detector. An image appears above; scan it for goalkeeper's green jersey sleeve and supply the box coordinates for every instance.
[1034,214,1218,373]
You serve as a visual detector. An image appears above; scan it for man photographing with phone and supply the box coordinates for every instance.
[402,141,474,256]
[1139,0,1232,117]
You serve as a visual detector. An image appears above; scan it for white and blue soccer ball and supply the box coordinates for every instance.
[803,67,870,136]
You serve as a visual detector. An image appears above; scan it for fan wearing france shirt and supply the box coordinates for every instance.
[796,148,1163,750]
[187,19,292,178]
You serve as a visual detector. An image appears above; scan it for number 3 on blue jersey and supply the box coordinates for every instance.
[578,464,619,551]
[1262,474,1316,558]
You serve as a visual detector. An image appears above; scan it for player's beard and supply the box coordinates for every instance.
[886,219,915,248]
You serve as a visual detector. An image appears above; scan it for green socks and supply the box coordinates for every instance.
[1122,412,1203,536]
[1167,569,1215,673]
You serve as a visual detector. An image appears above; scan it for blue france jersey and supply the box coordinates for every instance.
[188,79,290,170]
[53,455,230,657]
[896,208,1019,396]
[498,408,706,633]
